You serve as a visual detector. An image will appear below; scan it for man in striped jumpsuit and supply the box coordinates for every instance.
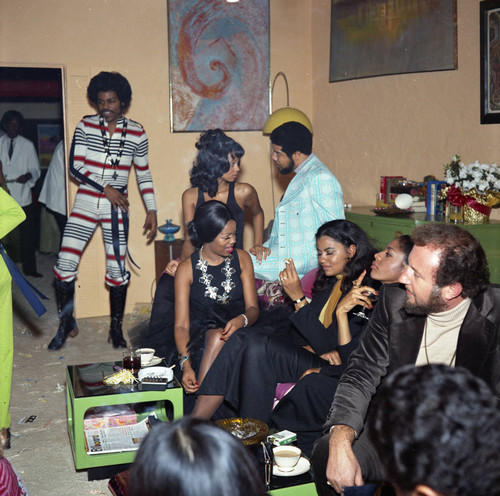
[50,72,157,350]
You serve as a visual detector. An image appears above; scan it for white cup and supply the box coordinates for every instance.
[273,446,301,472]
[137,348,155,366]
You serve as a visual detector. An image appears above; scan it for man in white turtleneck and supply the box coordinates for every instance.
[311,223,500,496]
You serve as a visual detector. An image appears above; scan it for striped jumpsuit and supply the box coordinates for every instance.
[54,114,157,286]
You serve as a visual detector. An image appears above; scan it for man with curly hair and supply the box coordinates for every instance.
[367,364,500,496]
[311,223,500,495]
[50,71,157,350]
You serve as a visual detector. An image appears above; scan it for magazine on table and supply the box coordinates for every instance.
[84,416,152,454]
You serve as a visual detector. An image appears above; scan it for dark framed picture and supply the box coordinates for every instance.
[480,0,500,124]
[329,0,457,82]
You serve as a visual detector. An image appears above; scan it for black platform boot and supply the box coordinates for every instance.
[108,284,128,348]
[48,279,78,350]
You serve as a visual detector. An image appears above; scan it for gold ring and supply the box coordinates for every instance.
[282,276,288,281]
[353,283,360,288]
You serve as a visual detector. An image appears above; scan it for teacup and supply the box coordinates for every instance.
[137,348,155,366]
[273,445,301,472]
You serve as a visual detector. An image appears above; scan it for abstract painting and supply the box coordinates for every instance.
[168,0,269,132]
[330,0,457,82]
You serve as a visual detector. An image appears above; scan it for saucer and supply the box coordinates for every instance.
[141,356,162,367]
[273,456,311,477]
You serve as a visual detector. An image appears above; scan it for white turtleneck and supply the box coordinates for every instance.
[415,298,472,367]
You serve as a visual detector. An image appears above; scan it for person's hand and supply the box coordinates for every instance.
[220,314,246,341]
[299,367,321,379]
[279,258,303,301]
[320,350,341,366]
[16,173,31,184]
[249,244,271,263]
[165,259,180,277]
[104,184,129,212]
[326,426,363,492]
[143,210,157,242]
[336,270,378,316]
[181,362,198,394]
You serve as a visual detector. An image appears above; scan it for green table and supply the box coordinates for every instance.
[346,207,500,283]
[270,482,317,495]
[66,361,183,470]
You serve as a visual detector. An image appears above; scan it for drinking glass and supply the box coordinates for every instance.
[352,291,379,320]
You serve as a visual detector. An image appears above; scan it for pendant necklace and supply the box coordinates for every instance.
[423,320,457,366]
[99,116,128,180]
[196,246,235,304]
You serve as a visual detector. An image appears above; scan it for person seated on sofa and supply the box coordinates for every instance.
[128,418,267,496]
[270,234,413,456]
[191,220,378,426]
[174,201,258,413]
[130,129,265,367]
[367,364,500,496]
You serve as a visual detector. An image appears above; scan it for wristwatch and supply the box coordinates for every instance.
[294,295,306,304]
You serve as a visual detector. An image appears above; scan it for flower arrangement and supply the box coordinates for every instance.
[444,154,500,192]
[442,154,500,222]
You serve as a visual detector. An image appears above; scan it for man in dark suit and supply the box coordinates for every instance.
[311,223,500,495]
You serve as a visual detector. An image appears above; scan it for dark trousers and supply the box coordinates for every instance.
[19,203,38,274]
[311,427,385,496]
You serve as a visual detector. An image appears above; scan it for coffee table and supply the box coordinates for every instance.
[66,360,183,470]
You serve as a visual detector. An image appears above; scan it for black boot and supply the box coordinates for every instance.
[108,285,128,348]
[48,279,78,350]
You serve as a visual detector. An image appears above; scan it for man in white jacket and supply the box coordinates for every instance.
[0,110,41,277]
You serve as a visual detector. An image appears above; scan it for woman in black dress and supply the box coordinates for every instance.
[270,234,414,454]
[174,201,259,401]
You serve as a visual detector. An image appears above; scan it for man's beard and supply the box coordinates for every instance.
[403,286,447,315]
[278,157,295,175]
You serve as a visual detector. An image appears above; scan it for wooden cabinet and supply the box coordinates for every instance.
[346,207,500,284]
[154,239,183,284]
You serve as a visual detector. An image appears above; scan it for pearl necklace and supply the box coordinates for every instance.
[196,246,235,304]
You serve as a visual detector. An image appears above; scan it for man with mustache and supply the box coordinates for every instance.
[252,121,344,281]
[50,71,157,351]
[311,223,500,495]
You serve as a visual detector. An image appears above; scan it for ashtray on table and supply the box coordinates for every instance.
[215,417,269,445]
[138,366,173,391]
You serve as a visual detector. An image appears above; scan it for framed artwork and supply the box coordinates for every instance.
[329,0,457,82]
[481,0,500,124]
[168,0,270,132]
[37,123,62,167]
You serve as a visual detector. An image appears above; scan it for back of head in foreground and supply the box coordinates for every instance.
[128,417,267,496]
[367,364,500,496]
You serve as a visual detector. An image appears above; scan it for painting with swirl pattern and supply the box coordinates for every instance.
[168,0,270,132]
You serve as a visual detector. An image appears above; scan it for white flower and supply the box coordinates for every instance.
[444,156,500,192]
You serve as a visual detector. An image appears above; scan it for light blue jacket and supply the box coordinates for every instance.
[252,154,344,281]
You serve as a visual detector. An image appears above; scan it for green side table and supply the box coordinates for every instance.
[346,207,500,283]
[66,361,183,470]
[270,482,317,495]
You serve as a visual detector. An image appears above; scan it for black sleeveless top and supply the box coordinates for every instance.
[195,182,245,249]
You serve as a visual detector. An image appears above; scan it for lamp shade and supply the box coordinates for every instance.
[262,107,313,135]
